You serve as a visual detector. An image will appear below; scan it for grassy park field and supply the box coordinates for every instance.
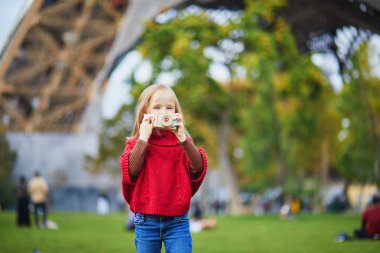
[0,212,379,253]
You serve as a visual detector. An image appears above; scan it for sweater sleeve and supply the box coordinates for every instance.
[119,138,139,204]
[179,138,203,175]
[190,147,207,196]
[181,137,207,196]
[129,139,150,177]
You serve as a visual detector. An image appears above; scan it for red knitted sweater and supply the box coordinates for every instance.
[119,131,207,216]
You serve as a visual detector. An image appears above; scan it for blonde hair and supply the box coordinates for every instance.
[131,84,183,138]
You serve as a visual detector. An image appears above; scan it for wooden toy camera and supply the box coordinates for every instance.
[154,113,178,129]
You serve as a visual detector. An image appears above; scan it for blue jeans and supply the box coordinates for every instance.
[33,202,47,227]
[134,212,192,253]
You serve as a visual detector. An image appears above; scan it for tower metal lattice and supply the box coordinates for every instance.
[0,0,127,132]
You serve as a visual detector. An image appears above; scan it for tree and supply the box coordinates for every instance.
[237,1,336,196]
[336,42,380,185]
[0,134,17,209]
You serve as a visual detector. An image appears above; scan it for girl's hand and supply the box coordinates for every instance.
[139,114,154,142]
[172,113,187,142]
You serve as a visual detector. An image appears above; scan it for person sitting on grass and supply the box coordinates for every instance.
[189,200,217,233]
[354,194,380,240]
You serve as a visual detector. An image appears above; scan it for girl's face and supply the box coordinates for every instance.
[147,89,176,115]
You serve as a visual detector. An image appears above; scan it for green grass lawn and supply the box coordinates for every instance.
[0,212,379,253]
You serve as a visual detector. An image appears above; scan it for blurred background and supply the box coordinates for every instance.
[0,0,379,216]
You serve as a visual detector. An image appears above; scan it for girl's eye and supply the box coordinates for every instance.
[153,106,160,109]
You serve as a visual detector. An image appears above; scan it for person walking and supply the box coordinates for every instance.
[120,84,208,253]
[28,171,49,228]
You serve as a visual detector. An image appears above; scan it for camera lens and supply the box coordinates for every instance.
[161,115,173,127]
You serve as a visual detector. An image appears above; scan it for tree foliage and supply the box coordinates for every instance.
[336,43,380,184]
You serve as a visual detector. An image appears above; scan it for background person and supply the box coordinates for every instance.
[97,191,110,215]
[354,195,380,239]
[189,201,217,233]
[16,175,30,227]
[28,171,49,228]
[290,196,301,216]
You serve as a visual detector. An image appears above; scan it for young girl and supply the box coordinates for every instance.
[120,84,207,253]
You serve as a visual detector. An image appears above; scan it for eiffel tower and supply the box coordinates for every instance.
[0,0,128,132]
